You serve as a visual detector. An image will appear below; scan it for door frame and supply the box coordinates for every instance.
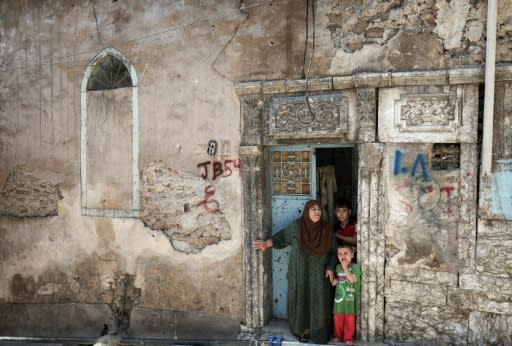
[237,82,384,341]
[268,144,356,319]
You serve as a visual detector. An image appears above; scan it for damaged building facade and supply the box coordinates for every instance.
[1,0,511,344]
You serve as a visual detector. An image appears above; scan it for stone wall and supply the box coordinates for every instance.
[237,67,512,344]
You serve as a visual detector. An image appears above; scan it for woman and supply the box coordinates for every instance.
[253,200,337,344]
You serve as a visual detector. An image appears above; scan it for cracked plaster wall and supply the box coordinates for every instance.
[0,0,243,338]
[215,0,512,79]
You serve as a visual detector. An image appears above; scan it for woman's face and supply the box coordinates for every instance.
[308,204,322,223]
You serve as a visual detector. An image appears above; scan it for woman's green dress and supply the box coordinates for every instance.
[271,220,337,344]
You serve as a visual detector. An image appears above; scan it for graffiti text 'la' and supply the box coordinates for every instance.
[393,150,428,179]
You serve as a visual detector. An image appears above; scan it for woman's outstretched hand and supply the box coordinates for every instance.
[253,239,272,251]
[325,269,334,283]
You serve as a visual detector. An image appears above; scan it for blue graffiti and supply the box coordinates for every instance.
[394,150,428,179]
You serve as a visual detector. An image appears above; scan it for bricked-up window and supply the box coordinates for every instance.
[80,48,140,218]
[431,143,460,170]
[272,150,311,195]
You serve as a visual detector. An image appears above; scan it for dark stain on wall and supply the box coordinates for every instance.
[8,256,141,333]
[10,274,37,301]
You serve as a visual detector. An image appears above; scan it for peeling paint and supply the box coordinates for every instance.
[491,160,512,219]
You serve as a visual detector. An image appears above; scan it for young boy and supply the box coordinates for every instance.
[330,245,361,345]
[333,198,357,262]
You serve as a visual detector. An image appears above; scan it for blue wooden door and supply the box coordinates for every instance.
[270,145,316,318]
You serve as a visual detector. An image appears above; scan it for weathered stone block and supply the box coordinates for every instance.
[391,70,447,86]
[469,312,512,345]
[384,301,468,345]
[477,219,512,240]
[332,76,354,90]
[460,274,512,295]
[261,80,286,94]
[284,79,307,93]
[301,77,333,91]
[384,279,447,305]
[385,267,457,286]
[448,287,512,315]
[475,238,512,276]
[235,81,262,96]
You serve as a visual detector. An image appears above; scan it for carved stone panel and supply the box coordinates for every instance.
[240,96,265,146]
[268,93,355,139]
[397,93,458,132]
[356,88,377,142]
[378,85,478,143]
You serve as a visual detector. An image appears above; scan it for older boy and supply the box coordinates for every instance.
[333,198,357,262]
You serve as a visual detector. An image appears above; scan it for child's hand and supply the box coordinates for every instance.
[331,278,339,286]
[341,261,350,271]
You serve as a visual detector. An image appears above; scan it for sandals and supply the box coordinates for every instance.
[298,333,310,343]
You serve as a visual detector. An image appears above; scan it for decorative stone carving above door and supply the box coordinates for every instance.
[268,94,350,139]
[378,85,478,143]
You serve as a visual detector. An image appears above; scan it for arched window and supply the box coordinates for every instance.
[80,48,140,217]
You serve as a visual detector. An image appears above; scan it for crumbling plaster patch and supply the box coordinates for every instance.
[434,0,472,50]
[140,161,232,254]
[325,0,494,73]
[0,165,63,217]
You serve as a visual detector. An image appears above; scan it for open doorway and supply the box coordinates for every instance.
[269,145,358,319]
[316,147,358,226]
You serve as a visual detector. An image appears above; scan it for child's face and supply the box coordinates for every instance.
[337,247,353,265]
[335,207,351,224]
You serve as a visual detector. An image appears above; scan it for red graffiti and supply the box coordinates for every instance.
[396,181,457,215]
[197,159,241,180]
[441,186,455,214]
[213,161,223,180]
[395,184,414,212]
[196,185,219,213]
[197,161,210,179]
[424,185,434,194]
[223,159,241,178]
[441,186,455,196]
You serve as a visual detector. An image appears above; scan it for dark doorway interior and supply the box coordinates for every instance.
[316,147,358,224]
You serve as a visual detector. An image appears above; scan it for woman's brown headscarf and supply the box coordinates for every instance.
[299,200,332,256]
